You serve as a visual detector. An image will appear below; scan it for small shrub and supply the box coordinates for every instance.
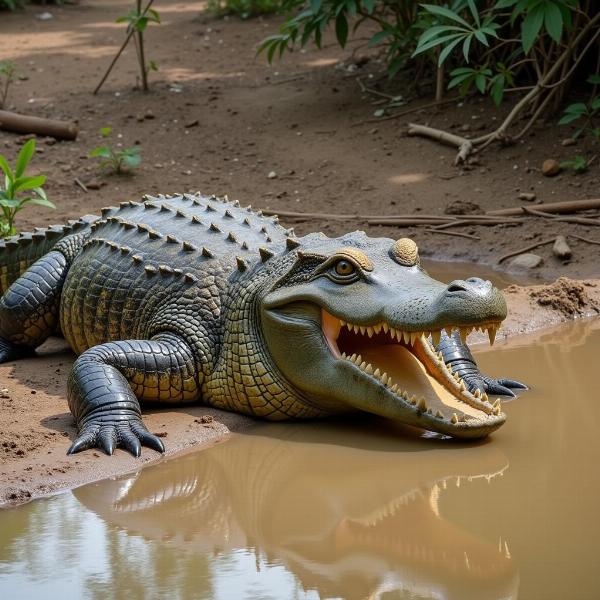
[208,0,281,19]
[560,155,589,174]
[0,60,16,109]
[89,127,142,174]
[0,139,54,238]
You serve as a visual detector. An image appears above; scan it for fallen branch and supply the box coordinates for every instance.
[0,110,78,140]
[74,178,88,193]
[487,198,600,217]
[497,238,556,264]
[407,123,473,165]
[422,229,480,240]
[569,234,600,246]
[432,218,523,229]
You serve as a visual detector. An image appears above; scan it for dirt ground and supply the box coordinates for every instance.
[1,0,600,506]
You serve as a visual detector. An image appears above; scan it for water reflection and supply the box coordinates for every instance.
[73,423,517,600]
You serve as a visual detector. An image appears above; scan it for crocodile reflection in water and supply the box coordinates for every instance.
[74,422,518,600]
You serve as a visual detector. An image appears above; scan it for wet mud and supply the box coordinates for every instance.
[1,316,600,599]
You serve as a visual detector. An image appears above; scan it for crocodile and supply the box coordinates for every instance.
[0,193,525,456]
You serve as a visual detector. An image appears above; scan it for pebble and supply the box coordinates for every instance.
[542,159,561,177]
[508,253,543,270]
[518,192,537,202]
[267,171,277,179]
[552,236,572,260]
[562,138,576,147]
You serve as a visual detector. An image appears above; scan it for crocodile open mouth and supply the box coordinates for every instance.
[321,309,504,434]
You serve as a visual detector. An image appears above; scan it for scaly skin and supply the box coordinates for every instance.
[0,194,525,456]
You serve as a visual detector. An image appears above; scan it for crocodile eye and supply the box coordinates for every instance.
[334,260,355,276]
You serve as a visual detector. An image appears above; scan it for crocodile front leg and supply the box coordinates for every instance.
[0,250,69,362]
[67,333,200,457]
[436,330,528,397]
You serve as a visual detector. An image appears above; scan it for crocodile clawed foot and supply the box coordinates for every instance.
[464,373,528,398]
[0,338,35,364]
[67,419,165,457]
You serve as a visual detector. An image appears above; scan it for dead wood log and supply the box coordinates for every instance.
[487,198,600,217]
[0,110,78,140]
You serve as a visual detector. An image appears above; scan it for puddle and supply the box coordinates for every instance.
[1,317,599,599]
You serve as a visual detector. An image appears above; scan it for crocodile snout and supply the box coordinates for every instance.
[445,277,493,298]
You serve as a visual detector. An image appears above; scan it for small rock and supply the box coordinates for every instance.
[562,138,576,147]
[508,253,544,270]
[144,110,155,120]
[459,124,471,133]
[518,192,537,202]
[267,171,277,179]
[154,431,168,438]
[85,179,102,190]
[542,159,561,177]
[185,119,199,128]
[35,12,53,20]
[552,235,572,260]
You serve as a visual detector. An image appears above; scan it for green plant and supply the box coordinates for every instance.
[94,1,160,94]
[89,127,142,174]
[560,155,589,173]
[559,76,600,139]
[0,139,54,238]
[208,0,281,18]
[0,60,16,109]
[116,1,161,90]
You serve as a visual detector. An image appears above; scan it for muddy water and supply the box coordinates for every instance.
[0,288,597,600]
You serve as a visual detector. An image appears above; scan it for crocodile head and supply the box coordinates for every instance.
[259,232,507,438]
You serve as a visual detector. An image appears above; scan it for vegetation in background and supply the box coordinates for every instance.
[116,1,161,91]
[89,127,142,174]
[259,1,600,162]
[208,0,282,19]
[0,0,21,9]
[0,139,54,238]
[560,155,590,174]
[0,61,16,109]
[94,0,160,94]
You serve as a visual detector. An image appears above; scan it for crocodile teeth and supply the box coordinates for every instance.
[488,326,497,346]
[451,413,459,424]
[431,330,442,347]
[416,397,427,411]
[459,327,471,344]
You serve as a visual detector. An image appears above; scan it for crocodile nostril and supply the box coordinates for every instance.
[446,282,469,293]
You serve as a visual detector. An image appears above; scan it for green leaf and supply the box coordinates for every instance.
[0,198,20,208]
[591,97,600,111]
[418,25,465,46]
[0,154,13,182]
[335,14,348,48]
[136,16,149,32]
[148,8,161,23]
[558,112,583,125]
[122,153,141,168]
[413,33,464,57]
[438,36,464,65]
[495,0,517,7]
[100,127,112,137]
[23,196,55,209]
[543,2,563,42]
[14,175,45,192]
[475,73,486,94]
[521,4,544,54]
[362,0,374,14]
[368,29,393,47]
[563,102,587,114]
[587,75,600,85]
[462,36,472,61]
[420,4,471,28]
[490,74,505,106]
[466,0,480,26]
[90,147,113,158]
[15,139,35,178]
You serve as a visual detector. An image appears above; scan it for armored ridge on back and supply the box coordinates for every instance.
[0,193,526,457]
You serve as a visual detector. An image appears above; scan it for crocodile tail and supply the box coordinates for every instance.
[0,214,98,295]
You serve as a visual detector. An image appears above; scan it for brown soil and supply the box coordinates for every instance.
[1,0,600,506]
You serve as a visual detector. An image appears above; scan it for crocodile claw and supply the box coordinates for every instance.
[464,374,528,398]
[67,419,165,457]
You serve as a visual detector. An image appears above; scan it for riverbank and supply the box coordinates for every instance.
[1,275,598,507]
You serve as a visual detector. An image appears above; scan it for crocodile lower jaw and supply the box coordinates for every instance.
[321,309,505,436]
